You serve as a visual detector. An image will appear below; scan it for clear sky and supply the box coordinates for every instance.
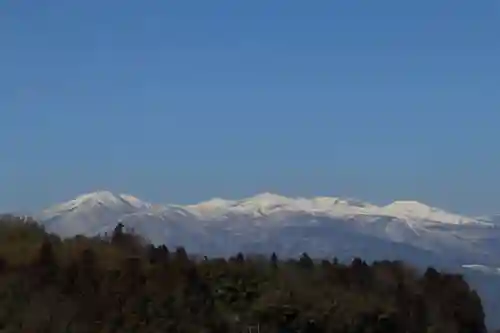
[0,1,499,214]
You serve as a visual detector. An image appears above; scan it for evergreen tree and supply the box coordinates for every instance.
[298,252,314,269]
[271,252,278,269]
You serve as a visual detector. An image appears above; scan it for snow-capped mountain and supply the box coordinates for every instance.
[183,192,483,224]
[36,191,498,265]
[39,191,153,237]
[185,193,380,219]
[40,190,487,225]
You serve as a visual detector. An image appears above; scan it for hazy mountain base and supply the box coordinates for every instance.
[0,215,488,333]
[461,268,500,330]
[57,220,500,330]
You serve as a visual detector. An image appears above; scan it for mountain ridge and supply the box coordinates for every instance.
[40,190,489,226]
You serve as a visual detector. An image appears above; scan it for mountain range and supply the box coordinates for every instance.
[36,190,499,267]
[12,190,500,328]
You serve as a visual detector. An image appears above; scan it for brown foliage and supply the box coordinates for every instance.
[0,216,488,333]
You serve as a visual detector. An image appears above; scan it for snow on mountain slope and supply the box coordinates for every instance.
[462,264,500,275]
[38,191,155,237]
[381,200,479,225]
[477,214,500,226]
[36,191,500,265]
[187,193,380,219]
[41,191,151,217]
[186,193,484,225]
[186,193,313,218]
[43,191,487,232]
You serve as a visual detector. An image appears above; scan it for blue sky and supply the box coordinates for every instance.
[0,1,499,214]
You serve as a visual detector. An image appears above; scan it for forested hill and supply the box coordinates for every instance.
[0,215,487,333]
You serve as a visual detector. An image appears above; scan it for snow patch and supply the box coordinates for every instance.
[381,200,477,225]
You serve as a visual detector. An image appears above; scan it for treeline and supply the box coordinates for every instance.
[0,215,487,333]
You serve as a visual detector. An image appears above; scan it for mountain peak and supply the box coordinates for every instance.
[385,200,433,212]
[382,200,479,225]
[185,198,235,215]
[118,194,151,209]
[247,192,291,203]
[74,190,119,204]
[41,191,151,217]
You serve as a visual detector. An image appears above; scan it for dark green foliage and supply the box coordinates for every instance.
[298,252,314,269]
[271,252,278,269]
[0,215,488,333]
